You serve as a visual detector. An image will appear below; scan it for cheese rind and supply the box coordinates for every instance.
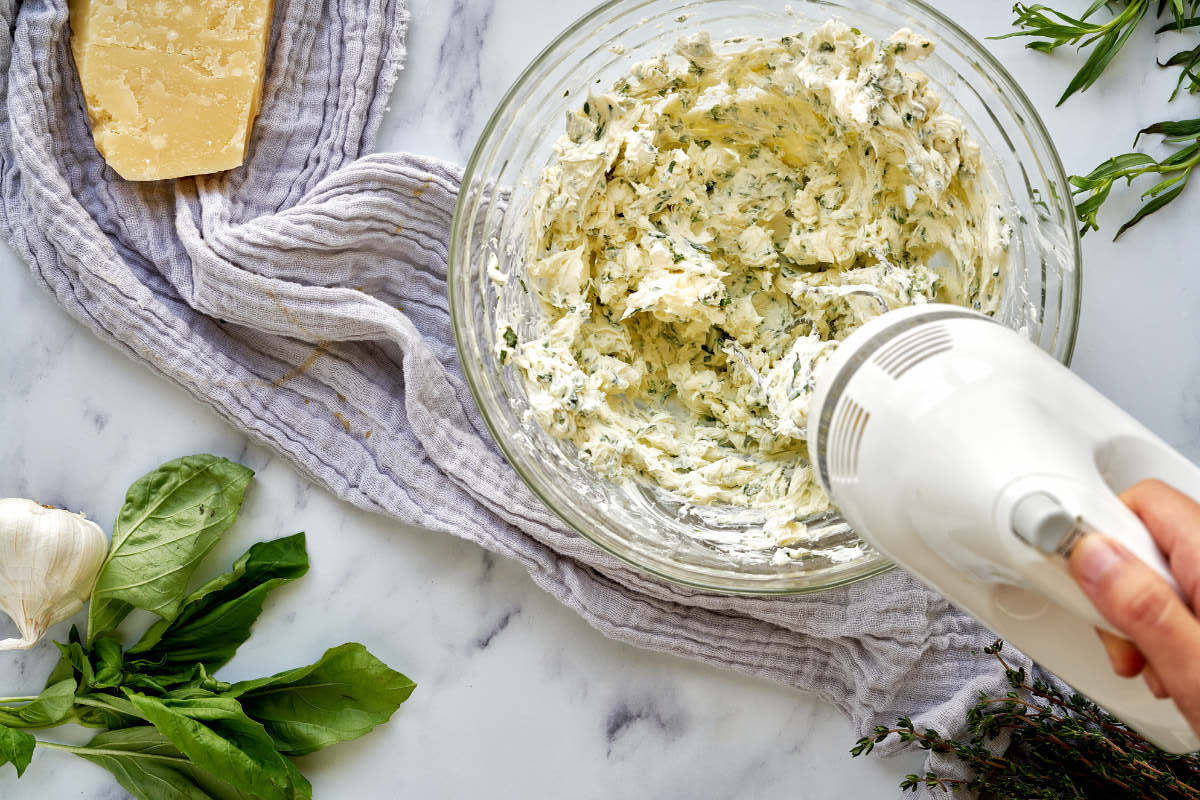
[70,0,274,181]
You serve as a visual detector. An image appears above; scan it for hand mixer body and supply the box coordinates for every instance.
[808,304,1200,753]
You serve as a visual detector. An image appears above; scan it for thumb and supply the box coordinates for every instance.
[1069,534,1200,706]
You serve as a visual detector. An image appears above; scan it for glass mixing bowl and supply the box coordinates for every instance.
[449,0,1081,594]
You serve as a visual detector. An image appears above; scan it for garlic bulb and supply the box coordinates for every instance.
[0,499,109,651]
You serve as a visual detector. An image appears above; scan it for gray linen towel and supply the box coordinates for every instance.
[1,0,1035,791]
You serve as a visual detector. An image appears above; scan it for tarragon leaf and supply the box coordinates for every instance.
[1057,8,1147,105]
[1158,15,1200,32]
[994,1,1150,105]
[1138,116,1200,140]
[1115,180,1189,237]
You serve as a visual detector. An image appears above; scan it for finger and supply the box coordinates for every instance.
[1144,664,1169,699]
[1069,534,1200,725]
[1120,479,1200,609]
[1095,628,1145,678]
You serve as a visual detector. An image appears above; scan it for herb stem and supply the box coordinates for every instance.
[35,740,186,763]
[70,693,145,721]
[0,696,39,704]
[991,648,1200,792]
[72,695,124,710]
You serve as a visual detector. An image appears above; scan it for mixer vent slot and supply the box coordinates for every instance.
[872,323,953,379]
[829,397,869,483]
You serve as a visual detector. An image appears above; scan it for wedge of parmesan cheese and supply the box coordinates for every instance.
[70,0,274,181]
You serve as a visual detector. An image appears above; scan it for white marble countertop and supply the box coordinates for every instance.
[3,1,1200,797]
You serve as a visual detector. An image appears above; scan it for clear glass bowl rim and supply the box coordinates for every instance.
[449,0,1083,595]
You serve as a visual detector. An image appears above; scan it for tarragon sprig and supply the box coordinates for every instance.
[994,0,1152,106]
[997,1,1200,237]
[1072,118,1200,238]
[1158,15,1200,98]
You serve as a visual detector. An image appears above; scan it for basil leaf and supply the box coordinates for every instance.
[92,635,125,689]
[128,694,308,800]
[128,534,309,672]
[45,639,77,690]
[46,625,91,688]
[88,455,254,642]
[74,726,258,800]
[162,687,223,702]
[0,680,75,729]
[48,633,138,728]
[74,693,144,730]
[53,639,95,689]
[228,643,415,756]
[122,663,230,697]
[47,629,142,728]
[0,724,35,777]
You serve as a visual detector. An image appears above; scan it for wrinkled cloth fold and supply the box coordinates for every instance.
[1,0,1029,793]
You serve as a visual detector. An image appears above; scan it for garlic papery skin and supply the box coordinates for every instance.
[0,499,109,651]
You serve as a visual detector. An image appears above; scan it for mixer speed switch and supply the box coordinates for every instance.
[1011,492,1081,557]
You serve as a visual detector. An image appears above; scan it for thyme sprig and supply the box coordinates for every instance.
[852,641,1200,799]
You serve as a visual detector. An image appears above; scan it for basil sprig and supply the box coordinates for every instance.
[0,455,415,799]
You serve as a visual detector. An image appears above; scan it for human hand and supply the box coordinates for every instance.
[1068,479,1200,736]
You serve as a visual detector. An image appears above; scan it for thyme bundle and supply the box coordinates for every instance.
[852,641,1200,798]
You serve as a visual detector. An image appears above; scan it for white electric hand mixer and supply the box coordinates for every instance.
[808,303,1200,753]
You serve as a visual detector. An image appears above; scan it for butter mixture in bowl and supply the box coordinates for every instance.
[499,22,1008,555]
[451,0,1079,594]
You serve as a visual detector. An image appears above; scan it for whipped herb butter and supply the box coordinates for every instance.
[497,21,1009,555]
